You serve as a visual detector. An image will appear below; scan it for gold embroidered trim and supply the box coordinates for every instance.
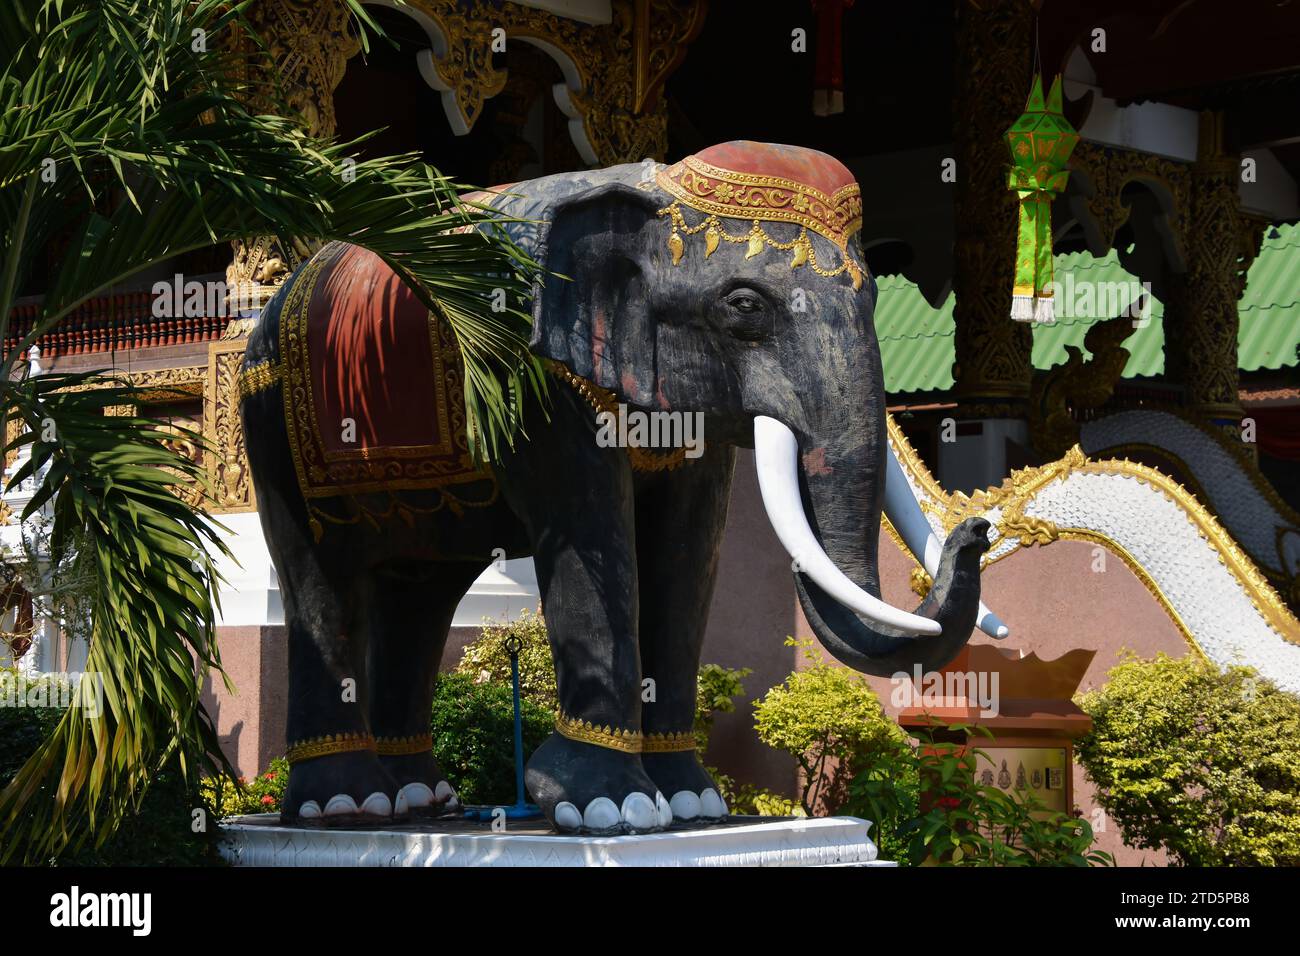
[657,155,862,248]
[642,730,697,753]
[285,732,376,764]
[546,360,691,472]
[375,734,433,757]
[555,712,643,753]
[655,155,865,289]
[657,203,864,290]
[236,360,283,401]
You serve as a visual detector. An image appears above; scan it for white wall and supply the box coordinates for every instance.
[211,510,540,630]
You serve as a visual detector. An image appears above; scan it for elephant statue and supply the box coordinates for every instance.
[238,141,1005,833]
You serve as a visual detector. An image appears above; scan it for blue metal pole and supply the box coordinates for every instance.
[510,648,526,808]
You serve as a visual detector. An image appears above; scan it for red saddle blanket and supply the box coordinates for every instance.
[278,242,487,501]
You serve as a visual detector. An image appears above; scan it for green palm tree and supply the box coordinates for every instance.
[0,0,544,862]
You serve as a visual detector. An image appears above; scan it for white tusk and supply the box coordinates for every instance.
[753,416,942,638]
[883,445,1009,639]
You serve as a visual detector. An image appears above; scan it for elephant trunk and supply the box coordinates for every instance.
[753,415,990,678]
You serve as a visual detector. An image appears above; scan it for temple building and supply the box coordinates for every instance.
[3,0,1298,865]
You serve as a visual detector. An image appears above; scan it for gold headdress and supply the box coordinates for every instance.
[654,143,866,290]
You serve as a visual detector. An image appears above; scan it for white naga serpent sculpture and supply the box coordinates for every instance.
[883,413,1300,694]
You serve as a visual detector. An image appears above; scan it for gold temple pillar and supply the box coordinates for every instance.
[1164,112,1265,424]
[949,0,1035,414]
[223,0,361,328]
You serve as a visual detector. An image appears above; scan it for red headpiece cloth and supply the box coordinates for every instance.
[655,141,865,289]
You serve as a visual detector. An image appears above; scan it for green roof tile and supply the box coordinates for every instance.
[874,222,1300,394]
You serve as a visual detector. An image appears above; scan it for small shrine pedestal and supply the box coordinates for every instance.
[898,645,1095,814]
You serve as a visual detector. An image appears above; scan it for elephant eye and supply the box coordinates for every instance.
[726,290,764,314]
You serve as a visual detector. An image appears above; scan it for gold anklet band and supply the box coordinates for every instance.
[376,734,433,757]
[643,730,697,753]
[555,712,643,754]
[285,732,376,764]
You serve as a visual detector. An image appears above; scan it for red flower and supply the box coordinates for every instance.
[261,794,276,806]
[263,772,276,780]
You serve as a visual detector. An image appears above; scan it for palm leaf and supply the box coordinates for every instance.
[0,0,549,860]
[0,373,233,863]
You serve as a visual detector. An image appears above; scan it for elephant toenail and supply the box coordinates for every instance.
[655,791,673,828]
[323,794,359,817]
[298,800,322,819]
[554,802,582,831]
[620,792,659,831]
[700,788,727,818]
[669,790,703,820]
[359,792,393,817]
[395,783,435,814]
[582,796,621,830]
[434,780,459,809]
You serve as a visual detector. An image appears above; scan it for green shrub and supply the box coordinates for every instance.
[695,662,751,756]
[456,609,557,710]
[845,725,1112,866]
[1075,653,1300,866]
[1,671,224,865]
[752,638,910,815]
[430,671,554,805]
[457,611,754,761]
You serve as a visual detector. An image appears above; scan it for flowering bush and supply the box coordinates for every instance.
[202,757,289,817]
[845,725,1112,867]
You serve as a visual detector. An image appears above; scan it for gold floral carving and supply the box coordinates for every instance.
[885,413,1300,650]
[1163,120,1265,418]
[419,6,509,132]
[950,0,1035,406]
[206,340,257,514]
[1027,311,1137,459]
[366,0,705,166]
[1068,141,1190,258]
[226,1,361,314]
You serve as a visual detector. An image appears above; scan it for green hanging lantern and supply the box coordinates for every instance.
[1004,74,1079,324]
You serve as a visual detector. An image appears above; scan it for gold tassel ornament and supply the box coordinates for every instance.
[667,230,684,265]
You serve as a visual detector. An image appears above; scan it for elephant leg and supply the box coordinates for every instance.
[364,560,485,816]
[635,444,737,822]
[275,536,395,821]
[495,389,667,834]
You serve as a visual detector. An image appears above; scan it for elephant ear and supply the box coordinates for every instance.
[530,181,665,409]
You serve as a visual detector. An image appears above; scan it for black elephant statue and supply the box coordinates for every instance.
[238,141,1006,833]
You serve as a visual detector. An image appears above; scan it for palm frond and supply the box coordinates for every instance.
[0,373,234,863]
[0,0,546,459]
[0,0,548,859]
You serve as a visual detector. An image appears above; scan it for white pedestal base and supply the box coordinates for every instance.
[219,815,891,867]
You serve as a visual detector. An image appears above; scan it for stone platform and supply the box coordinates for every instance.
[219,813,889,867]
